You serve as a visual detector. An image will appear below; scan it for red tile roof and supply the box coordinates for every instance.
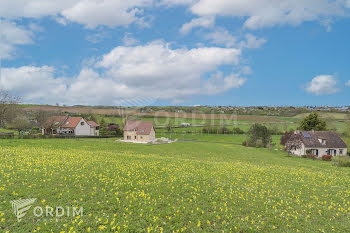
[87,121,99,127]
[63,117,84,128]
[123,121,154,135]
[44,116,92,129]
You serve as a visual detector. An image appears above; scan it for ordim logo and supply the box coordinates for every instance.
[10,198,83,223]
[10,198,37,222]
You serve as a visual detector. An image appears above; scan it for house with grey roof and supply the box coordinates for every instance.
[286,131,348,157]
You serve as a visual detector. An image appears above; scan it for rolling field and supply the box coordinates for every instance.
[1,138,350,232]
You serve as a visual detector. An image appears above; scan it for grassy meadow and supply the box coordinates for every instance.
[1,137,350,232]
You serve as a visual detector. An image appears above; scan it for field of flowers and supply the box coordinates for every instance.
[1,138,350,232]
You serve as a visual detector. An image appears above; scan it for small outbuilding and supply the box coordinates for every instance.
[123,121,155,142]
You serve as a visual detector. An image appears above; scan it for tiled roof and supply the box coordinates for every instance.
[44,116,89,129]
[87,121,99,127]
[63,117,84,128]
[294,131,347,148]
[123,121,154,135]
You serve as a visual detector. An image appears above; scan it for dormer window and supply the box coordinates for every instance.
[318,138,326,145]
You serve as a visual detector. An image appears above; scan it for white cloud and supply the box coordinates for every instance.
[190,0,349,30]
[0,41,246,105]
[205,28,238,47]
[346,80,350,87]
[205,29,266,49]
[86,31,110,44]
[0,20,33,59]
[62,0,152,29]
[0,0,153,29]
[0,66,68,103]
[306,75,340,95]
[122,33,140,46]
[158,0,194,6]
[180,16,215,35]
[203,72,246,95]
[240,34,266,49]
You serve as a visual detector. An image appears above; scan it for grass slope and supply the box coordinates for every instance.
[0,139,350,232]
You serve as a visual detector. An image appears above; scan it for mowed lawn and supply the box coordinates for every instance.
[0,139,350,232]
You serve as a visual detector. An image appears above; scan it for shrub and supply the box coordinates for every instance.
[306,153,316,160]
[255,139,264,148]
[333,156,350,167]
[232,127,244,134]
[321,155,333,161]
[247,123,271,148]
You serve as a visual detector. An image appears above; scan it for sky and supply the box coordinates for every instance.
[1,0,350,107]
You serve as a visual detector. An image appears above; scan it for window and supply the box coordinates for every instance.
[81,122,85,126]
[135,136,137,139]
[340,149,343,155]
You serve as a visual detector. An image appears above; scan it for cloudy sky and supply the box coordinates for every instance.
[1,0,350,106]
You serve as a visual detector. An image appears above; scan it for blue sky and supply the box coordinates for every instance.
[1,0,350,106]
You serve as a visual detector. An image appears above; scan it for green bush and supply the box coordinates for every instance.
[232,127,245,134]
[333,156,350,167]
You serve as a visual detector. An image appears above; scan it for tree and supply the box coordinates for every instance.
[89,114,98,123]
[99,118,108,136]
[280,132,293,146]
[298,112,327,131]
[0,90,20,127]
[107,123,121,136]
[247,123,272,148]
[35,110,58,127]
[167,122,172,133]
[8,116,31,135]
[285,134,304,154]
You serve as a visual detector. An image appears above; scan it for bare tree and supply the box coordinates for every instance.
[285,134,303,154]
[35,110,60,127]
[8,116,31,135]
[0,90,20,127]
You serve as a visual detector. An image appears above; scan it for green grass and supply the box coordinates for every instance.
[1,138,350,232]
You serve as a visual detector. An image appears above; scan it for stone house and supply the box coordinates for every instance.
[123,121,156,142]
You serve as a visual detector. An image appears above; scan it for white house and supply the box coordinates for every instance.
[286,131,348,157]
[42,116,99,136]
[88,121,100,136]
